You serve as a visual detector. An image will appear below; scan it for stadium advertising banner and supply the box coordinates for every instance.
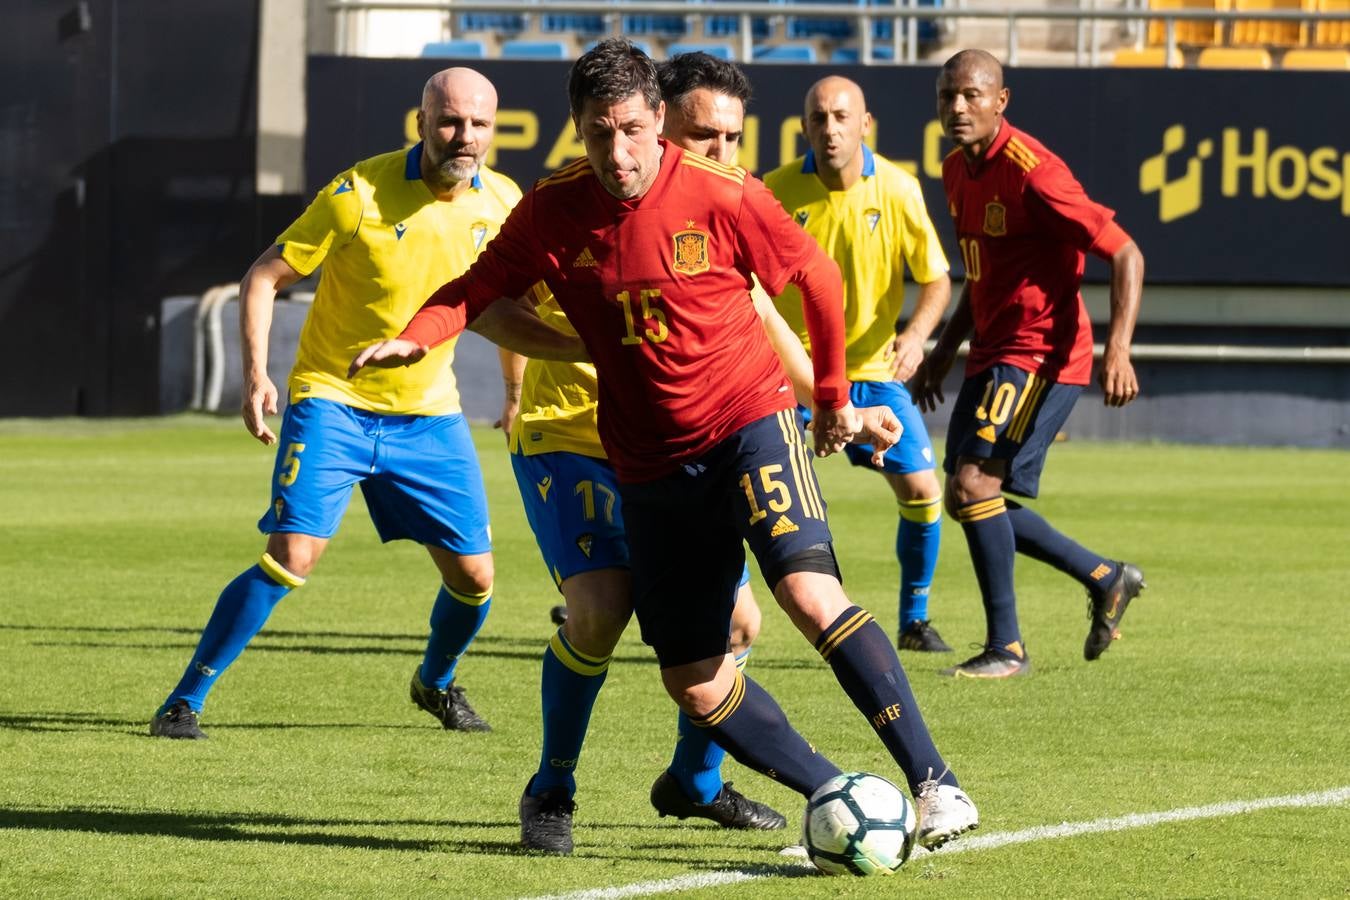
[306,56,1350,286]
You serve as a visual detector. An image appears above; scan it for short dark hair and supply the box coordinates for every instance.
[567,39,663,120]
[657,52,752,113]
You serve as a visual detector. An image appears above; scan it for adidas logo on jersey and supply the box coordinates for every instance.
[573,247,597,268]
[769,515,799,537]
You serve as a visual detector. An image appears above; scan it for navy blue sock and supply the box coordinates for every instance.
[531,628,610,797]
[161,555,301,713]
[1006,499,1117,593]
[669,649,746,803]
[817,607,958,793]
[696,670,841,797]
[955,496,1025,659]
[897,496,942,628]
[419,584,492,690]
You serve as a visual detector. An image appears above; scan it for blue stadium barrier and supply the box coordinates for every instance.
[500,39,571,58]
[829,44,896,61]
[704,0,779,39]
[457,13,527,34]
[754,42,818,61]
[666,42,735,59]
[622,14,689,36]
[420,39,488,58]
[788,0,941,42]
[540,2,607,37]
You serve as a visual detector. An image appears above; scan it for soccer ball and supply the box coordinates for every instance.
[802,772,917,876]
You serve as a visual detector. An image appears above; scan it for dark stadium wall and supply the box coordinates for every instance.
[0,1,270,416]
[306,56,1350,289]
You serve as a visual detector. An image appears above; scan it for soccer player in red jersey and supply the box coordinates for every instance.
[912,49,1147,679]
[353,39,979,852]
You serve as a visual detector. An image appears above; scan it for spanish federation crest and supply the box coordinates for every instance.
[470,221,489,251]
[864,208,881,234]
[983,201,1007,237]
[672,226,710,275]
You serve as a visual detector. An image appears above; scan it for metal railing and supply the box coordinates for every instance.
[330,0,1350,66]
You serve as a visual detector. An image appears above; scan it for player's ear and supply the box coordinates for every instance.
[862,110,874,138]
[654,99,666,134]
[996,87,1010,115]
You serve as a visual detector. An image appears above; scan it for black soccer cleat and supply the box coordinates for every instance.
[519,779,576,854]
[649,771,787,830]
[149,699,207,740]
[939,647,1031,679]
[409,669,491,732]
[549,604,568,626]
[1084,562,1147,661]
[897,619,953,653]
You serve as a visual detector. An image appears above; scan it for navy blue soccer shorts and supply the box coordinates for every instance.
[620,409,839,668]
[257,398,491,553]
[942,363,1082,499]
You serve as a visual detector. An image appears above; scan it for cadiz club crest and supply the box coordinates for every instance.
[983,201,1007,236]
[470,221,490,251]
[672,225,710,275]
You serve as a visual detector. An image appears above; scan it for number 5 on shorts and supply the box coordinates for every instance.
[278,442,306,487]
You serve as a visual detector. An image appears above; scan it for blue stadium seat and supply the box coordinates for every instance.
[421,40,488,58]
[540,2,607,37]
[458,13,527,34]
[829,44,896,62]
[704,0,779,38]
[869,0,941,42]
[754,43,818,62]
[623,14,690,36]
[500,39,571,59]
[788,0,941,41]
[666,42,735,60]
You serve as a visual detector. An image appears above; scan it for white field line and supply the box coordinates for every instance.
[527,785,1350,900]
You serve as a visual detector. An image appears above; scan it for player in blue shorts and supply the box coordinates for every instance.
[765,76,955,654]
[148,68,579,739]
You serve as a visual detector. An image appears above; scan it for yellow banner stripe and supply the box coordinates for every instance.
[549,630,611,677]
[819,609,874,660]
[698,670,746,728]
[1008,377,1049,443]
[786,411,827,519]
[679,154,746,183]
[445,584,493,607]
[898,495,943,524]
[259,552,306,588]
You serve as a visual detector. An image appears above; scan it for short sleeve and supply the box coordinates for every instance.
[276,172,364,276]
[897,178,950,284]
[1024,160,1118,254]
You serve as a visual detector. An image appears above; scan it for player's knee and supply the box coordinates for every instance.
[561,602,630,657]
[264,534,325,579]
[728,589,761,654]
[950,462,1001,507]
[661,671,723,718]
[440,551,494,596]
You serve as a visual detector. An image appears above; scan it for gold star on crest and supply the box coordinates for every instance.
[685,219,696,228]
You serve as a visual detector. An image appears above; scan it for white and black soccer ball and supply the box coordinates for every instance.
[802,772,917,876]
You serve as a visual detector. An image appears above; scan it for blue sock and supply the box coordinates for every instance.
[419,584,492,690]
[669,649,747,803]
[531,628,610,797]
[161,554,302,713]
[955,496,1025,659]
[897,496,942,628]
[1005,499,1116,593]
[817,606,958,793]
[696,670,841,797]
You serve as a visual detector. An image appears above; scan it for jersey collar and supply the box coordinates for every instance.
[965,120,1014,174]
[801,144,876,177]
[406,141,484,189]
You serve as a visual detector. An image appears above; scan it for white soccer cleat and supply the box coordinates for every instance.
[915,780,979,849]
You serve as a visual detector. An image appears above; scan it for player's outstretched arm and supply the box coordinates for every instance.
[888,274,952,383]
[239,246,303,445]
[1100,240,1144,408]
[348,339,429,376]
[909,282,974,413]
[469,295,588,362]
[752,285,814,406]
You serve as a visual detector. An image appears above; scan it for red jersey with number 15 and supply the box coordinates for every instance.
[943,121,1131,385]
[401,141,848,482]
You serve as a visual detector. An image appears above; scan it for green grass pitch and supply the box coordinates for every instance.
[1,416,1346,897]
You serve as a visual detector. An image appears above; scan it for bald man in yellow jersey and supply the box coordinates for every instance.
[765,76,954,655]
[150,68,579,740]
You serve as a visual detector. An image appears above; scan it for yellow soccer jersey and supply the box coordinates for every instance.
[764,146,949,383]
[278,144,522,415]
[509,287,605,460]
